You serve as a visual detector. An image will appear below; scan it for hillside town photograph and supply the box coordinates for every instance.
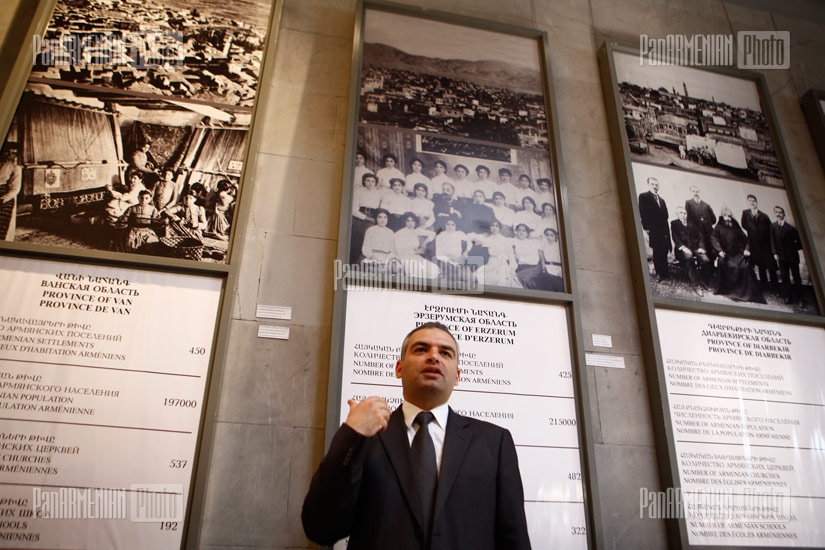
[359,10,550,150]
[31,0,273,107]
[614,51,783,186]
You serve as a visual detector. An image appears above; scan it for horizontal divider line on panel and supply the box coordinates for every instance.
[515,444,581,450]
[350,381,574,399]
[670,391,825,408]
[683,491,825,501]
[453,388,575,399]
[0,417,192,434]
[0,481,183,495]
[677,439,825,452]
[0,357,203,378]
[524,500,585,504]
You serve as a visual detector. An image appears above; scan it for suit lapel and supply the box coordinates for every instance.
[433,408,472,520]
[378,408,425,531]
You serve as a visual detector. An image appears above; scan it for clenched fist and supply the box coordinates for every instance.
[345,396,391,437]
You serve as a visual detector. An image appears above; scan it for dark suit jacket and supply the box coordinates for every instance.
[302,407,531,550]
[638,191,671,251]
[685,199,716,236]
[741,209,772,263]
[770,221,802,263]
[670,219,704,255]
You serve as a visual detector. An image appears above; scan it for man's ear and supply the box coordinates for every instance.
[395,360,403,379]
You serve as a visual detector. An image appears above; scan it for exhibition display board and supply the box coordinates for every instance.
[0,0,283,546]
[657,309,825,547]
[0,0,279,265]
[326,2,597,549]
[340,288,586,550]
[600,42,825,549]
[0,256,222,549]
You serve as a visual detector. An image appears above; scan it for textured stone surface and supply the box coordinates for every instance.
[576,269,642,355]
[257,233,338,326]
[217,321,330,429]
[199,423,292,547]
[594,444,669,549]
[594,355,656,446]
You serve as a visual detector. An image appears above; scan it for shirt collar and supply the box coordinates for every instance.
[402,400,450,431]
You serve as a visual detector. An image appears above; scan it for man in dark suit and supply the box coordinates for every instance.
[741,194,777,290]
[685,185,716,259]
[459,189,497,235]
[302,322,531,550]
[670,206,712,295]
[771,206,803,304]
[638,177,671,280]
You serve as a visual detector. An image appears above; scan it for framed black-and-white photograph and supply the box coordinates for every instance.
[325,6,597,549]
[801,89,825,173]
[613,50,783,187]
[601,44,823,317]
[343,5,566,296]
[0,0,279,265]
[630,163,819,314]
[1,81,248,263]
[30,0,273,107]
[601,42,825,550]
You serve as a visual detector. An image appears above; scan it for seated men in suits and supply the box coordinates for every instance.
[302,322,531,550]
[670,206,712,295]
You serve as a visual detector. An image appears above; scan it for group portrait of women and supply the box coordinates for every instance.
[350,149,563,292]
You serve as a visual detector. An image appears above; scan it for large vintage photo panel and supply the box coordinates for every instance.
[31,0,273,107]
[1,81,250,263]
[0,0,277,264]
[613,50,783,186]
[631,164,819,315]
[347,6,565,295]
[602,45,823,315]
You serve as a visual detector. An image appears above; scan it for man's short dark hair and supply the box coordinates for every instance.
[774,205,785,215]
[746,194,757,201]
[400,322,458,360]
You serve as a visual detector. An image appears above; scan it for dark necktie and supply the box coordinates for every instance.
[411,411,437,539]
